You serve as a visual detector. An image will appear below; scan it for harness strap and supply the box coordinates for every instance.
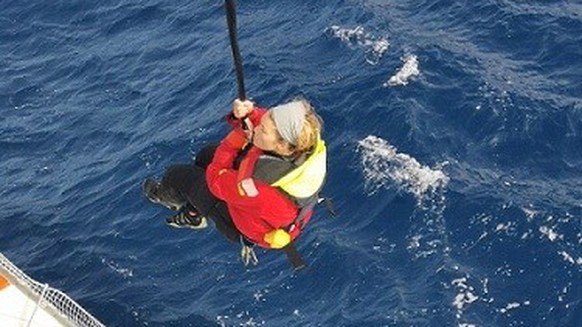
[282,242,306,270]
[286,195,336,233]
[236,146,263,196]
[286,197,317,232]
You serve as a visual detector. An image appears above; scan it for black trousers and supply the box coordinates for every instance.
[159,144,241,243]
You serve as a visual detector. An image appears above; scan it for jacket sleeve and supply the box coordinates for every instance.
[206,107,275,204]
[206,165,275,208]
[206,156,298,248]
[206,137,294,217]
[206,108,266,196]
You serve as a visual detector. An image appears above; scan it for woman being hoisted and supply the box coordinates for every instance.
[143,97,327,266]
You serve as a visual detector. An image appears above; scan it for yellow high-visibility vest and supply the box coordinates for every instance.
[271,138,326,199]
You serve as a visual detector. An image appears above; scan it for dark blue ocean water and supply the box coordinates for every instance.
[1,0,581,326]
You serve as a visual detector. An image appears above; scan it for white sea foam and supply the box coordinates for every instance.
[495,222,514,233]
[522,207,538,221]
[451,279,479,327]
[453,291,479,310]
[327,25,389,65]
[253,290,267,302]
[539,226,563,242]
[558,251,582,266]
[452,277,479,312]
[217,313,265,327]
[358,135,449,200]
[359,136,450,259]
[499,301,530,313]
[101,258,133,278]
[452,277,469,289]
[385,54,420,86]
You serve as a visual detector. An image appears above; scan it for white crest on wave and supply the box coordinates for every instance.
[327,25,389,65]
[385,54,420,86]
[357,135,448,200]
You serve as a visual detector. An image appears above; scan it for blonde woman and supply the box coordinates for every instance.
[144,97,326,265]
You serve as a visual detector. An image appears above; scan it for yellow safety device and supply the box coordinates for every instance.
[264,229,291,249]
[271,138,327,199]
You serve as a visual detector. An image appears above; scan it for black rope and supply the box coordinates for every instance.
[224,1,306,271]
[224,0,246,101]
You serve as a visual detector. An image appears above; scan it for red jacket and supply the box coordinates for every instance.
[205,109,311,248]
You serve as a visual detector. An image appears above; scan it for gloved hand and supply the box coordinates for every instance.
[231,99,255,140]
[232,99,254,119]
[263,229,291,249]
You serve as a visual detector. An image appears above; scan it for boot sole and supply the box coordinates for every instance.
[166,217,208,230]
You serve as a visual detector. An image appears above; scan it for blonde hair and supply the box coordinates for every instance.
[286,98,322,154]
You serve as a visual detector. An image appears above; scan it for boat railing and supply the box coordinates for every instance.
[0,252,106,327]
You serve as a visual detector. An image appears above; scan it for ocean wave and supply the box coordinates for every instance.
[385,54,420,86]
[358,135,449,200]
[326,25,389,65]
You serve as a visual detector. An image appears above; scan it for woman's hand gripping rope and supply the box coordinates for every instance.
[232,99,254,141]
